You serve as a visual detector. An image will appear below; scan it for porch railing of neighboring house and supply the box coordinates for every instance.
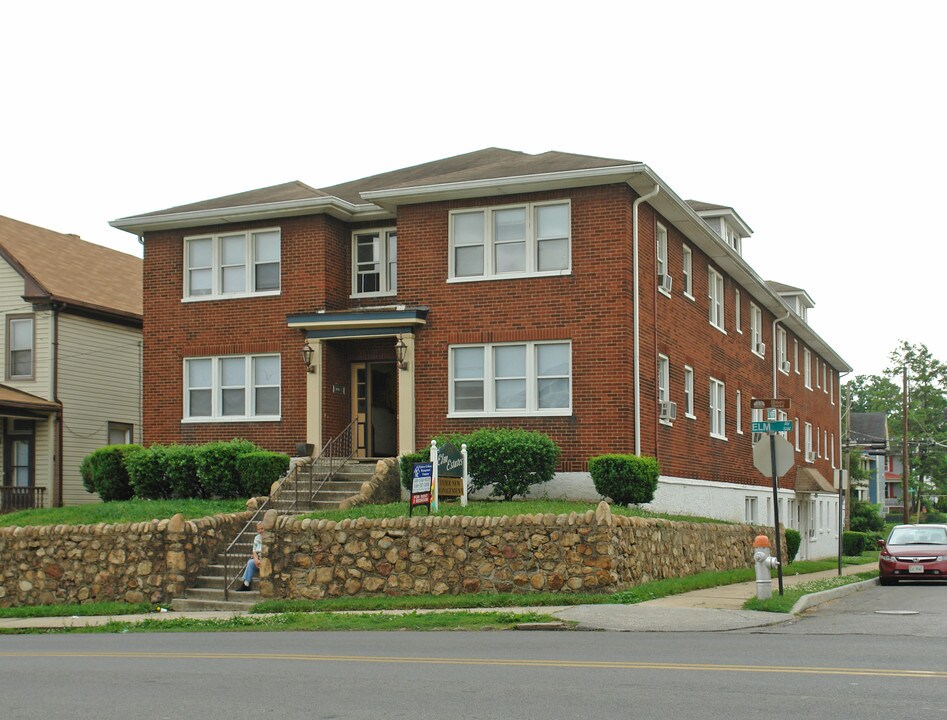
[221,420,358,600]
[0,486,46,514]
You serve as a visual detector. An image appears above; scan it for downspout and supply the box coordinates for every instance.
[51,303,64,507]
[633,185,660,456]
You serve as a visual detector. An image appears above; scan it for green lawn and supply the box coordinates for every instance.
[0,499,247,528]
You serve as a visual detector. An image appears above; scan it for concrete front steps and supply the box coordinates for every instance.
[171,460,379,611]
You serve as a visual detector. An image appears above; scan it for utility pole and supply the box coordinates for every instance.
[902,367,910,524]
[844,384,851,530]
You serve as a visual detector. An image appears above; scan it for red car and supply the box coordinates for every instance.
[877,524,947,585]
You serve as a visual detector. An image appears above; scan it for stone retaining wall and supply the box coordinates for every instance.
[0,512,249,607]
[260,502,785,600]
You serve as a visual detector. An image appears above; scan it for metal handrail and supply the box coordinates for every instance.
[221,420,358,599]
[222,463,300,600]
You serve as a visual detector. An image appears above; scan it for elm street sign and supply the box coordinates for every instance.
[752,420,794,433]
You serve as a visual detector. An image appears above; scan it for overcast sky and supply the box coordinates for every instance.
[3,0,943,379]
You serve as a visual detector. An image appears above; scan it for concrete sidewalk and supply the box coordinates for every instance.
[0,564,877,633]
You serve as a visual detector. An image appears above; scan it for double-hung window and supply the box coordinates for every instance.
[658,354,670,419]
[735,289,741,333]
[184,354,281,421]
[708,267,725,331]
[656,224,670,295]
[803,348,812,389]
[750,303,764,356]
[353,229,397,296]
[6,315,34,380]
[449,201,570,280]
[777,327,788,372]
[804,422,813,459]
[684,365,695,417]
[184,229,280,299]
[449,341,571,416]
[682,245,693,298]
[709,377,726,439]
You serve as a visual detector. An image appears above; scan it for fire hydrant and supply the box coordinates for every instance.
[753,535,780,600]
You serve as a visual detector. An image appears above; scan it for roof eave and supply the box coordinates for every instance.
[360,164,652,210]
[110,197,392,235]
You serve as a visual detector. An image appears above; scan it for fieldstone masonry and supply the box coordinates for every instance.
[259,502,785,600]
[1,502,783,606]
[0,512,249,607]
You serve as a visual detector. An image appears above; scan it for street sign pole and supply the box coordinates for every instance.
[769,430,785,595]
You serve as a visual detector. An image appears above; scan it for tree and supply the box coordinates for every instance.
[845,342,947,517]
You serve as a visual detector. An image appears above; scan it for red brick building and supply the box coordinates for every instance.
[112,148,850,558]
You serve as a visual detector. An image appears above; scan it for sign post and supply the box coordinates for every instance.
[409,462,433,517]
[834,469,848,576]
[752,397,793,596]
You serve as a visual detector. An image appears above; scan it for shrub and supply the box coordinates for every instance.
[784,528,801,564]
[194,439,260,498]
[588,454,660,506]
[399,448,431,492]
[79,445,142,502]
[237,451,290,497]
[925,511,946,523]
[464,428,560,501]
[842,530,868,556]
[849,498,885,534]
[124,446,170,500]
[163,444,204,499]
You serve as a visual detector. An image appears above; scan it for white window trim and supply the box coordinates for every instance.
[682,244,694,299]
[708,266,725,333]
[735,389,743,434]
[658,354,671,425]
[710,376,727,440]
[804,348,812,389]
[749,302,764,357]
[6,314,35,381]
[794,417,800,451]
[735,289,742,333]
[684,365,695,418]
[351,227,397,298]
[805,422,813,460]
[656,224,671,297]
[183,228,281,301]
[777,327,788,373]
[448,341,572,418]
[183,354,281,422]
[794,339,800,374]
[447,200,572,282]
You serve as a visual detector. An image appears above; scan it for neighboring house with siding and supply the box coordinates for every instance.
[0,215,142,509]
[111,147,850,558]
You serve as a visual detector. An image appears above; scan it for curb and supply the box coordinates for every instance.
[789,577,879,615]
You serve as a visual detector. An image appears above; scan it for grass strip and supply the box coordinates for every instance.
[0,602,155,619]
[0,499,246,528]
[1,611,560,634]
[743,570,879,613]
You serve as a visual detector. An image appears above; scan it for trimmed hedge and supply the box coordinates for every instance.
[785,528,801,564]
[194,439,259,498]
[399,429,560,501]
[588,454,659,506]
[237,451,290,497]
[79,445,142,502]
[842,530,869,556]
[124,446,170,500]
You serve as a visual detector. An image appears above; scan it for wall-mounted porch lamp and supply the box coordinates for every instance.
[395,335,409,371]
[301,340,315,373]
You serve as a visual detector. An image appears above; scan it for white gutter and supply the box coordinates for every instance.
[633,185,660,456]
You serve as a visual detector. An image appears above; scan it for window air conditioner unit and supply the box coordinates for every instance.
[659,401,677,421]
[658,274,673,293]
[756,342,766,355]
[780,360,791,373]
[806,450,816,463]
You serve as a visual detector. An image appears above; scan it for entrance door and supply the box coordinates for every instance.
[351,362,398,458]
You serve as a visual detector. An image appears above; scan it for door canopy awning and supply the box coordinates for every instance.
[795,467,836,494]
[287,306,428,341]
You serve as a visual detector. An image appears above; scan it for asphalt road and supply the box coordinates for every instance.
[2,584,945,720]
